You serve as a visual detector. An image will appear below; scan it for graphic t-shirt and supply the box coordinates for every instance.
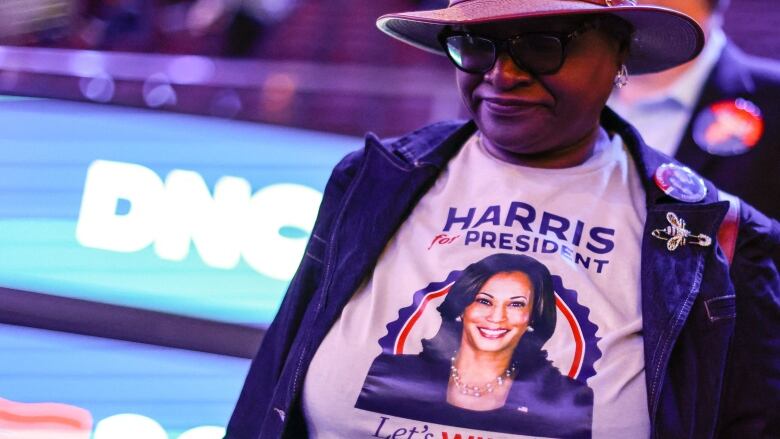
[303,131,649,439]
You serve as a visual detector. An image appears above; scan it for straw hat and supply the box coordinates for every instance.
[377,0,704,74]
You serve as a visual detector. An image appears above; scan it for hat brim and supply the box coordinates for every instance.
[377,1,704,74]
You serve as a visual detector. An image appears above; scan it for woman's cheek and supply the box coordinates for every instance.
[455,71,481,115]
[463,304,484,323]
[508,309,530,327]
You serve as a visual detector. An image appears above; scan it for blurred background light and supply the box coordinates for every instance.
[168,55,216,84]
[69,50,105,77]
[260,72,296,122]
[143,72,177,107]
[79,72,115,102]
[210,88,242,118]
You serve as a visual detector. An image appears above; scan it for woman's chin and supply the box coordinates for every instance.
[479,130,551,160]
[469,336,518,354]
[471,342,511,353]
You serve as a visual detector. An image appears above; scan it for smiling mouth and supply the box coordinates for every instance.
[478,327,510,339]
[482,99,542,116]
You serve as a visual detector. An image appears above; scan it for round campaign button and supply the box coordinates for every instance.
[654,163,707,203]
[693,98,764,156]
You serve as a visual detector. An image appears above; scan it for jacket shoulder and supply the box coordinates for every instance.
[377,119,469,153]
[367,120,474,166]
[730,45,780,87]
[330,120,471,176]
[715,43,780,102]
[734,200,780,255]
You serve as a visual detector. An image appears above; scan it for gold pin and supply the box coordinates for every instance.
[652,212,712,251]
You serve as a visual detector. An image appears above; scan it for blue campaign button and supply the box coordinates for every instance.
[653,163,707,203]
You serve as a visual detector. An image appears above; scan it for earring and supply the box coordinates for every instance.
[527,326,534,333]
[455,315,462,322]
[614,64,629,89]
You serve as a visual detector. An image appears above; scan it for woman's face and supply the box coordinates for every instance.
[455,17,623,167]
[462,271,534,355]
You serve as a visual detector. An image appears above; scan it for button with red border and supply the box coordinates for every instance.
[693,98,764,156]
[654,163,707,203]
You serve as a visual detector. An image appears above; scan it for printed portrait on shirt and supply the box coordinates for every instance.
[355,253,601,439]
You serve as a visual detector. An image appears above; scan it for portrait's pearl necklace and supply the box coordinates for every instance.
[450,354,518,398]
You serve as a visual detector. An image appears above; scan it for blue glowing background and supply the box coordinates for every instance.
[0,96,358,325]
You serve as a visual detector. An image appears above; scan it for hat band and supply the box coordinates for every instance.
[449,0,637,7]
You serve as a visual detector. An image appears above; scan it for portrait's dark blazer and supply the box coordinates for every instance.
[355,351,593,439]
[675,42,780,221]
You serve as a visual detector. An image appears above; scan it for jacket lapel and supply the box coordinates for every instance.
[608,107,732,424]
[641,201,728,422]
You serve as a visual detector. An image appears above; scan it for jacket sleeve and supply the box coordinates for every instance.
[717,205,780,437]
[225,148,365,439]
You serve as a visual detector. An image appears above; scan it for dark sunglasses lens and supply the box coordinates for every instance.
[509,34,564,74]
[445,35,496,73]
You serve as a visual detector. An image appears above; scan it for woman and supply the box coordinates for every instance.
[354,254,592,438]
[227,1,780,438]
[443,254,557,411]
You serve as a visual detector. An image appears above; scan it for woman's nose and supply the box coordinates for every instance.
[487,304,506,322]
[484,52,533,89]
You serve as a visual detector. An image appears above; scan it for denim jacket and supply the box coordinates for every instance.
[227,108,780,439]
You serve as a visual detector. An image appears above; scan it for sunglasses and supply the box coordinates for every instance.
[438,22,595,76]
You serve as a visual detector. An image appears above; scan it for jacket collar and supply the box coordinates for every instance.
[369,119,477,171]
[377,107,724,206]
[707,42,756,96]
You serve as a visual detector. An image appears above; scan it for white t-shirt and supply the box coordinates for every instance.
[303,130,649,439]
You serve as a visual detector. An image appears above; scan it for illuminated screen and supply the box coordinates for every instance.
[0,96,358,325]
[0,323,250,438]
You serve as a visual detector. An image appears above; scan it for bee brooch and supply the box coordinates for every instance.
[651,212,712,251]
